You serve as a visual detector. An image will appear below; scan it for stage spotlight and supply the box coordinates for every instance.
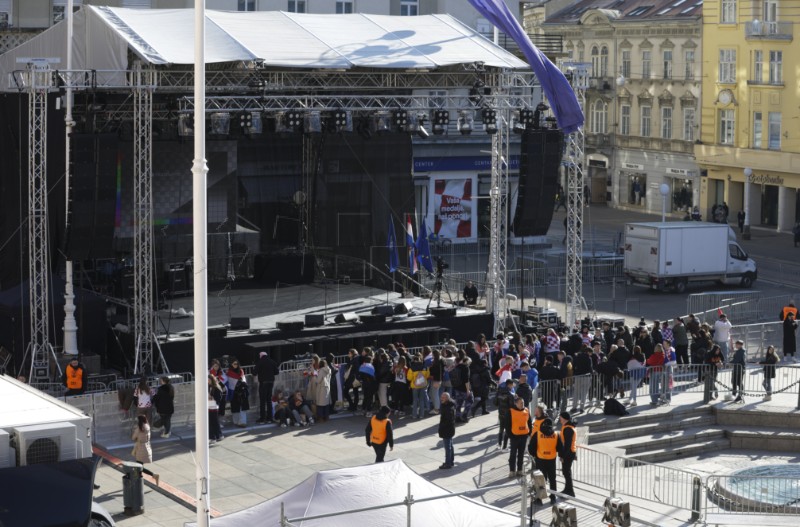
[210,112,230,135]
[519,108,535,128]
[356,117,372,140]
[177,114,193,136]
[393,109,408,131]
[432,109,450,135]
[469,79,485,106]
[602,497,631,527]
[511,111,527,135]
[481,108,497,135]
[304,111,323,133]
[286,109,304,129]
[457,110,473,135]
[372,111,391,134]
[530,470,549,501]
[333,109,353,132]
[415,113,430,139]
[547,115,559,129]
[552,503,578,527]
[240,112,262,134]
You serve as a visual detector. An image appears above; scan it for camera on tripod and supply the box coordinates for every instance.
[435,257,448,276]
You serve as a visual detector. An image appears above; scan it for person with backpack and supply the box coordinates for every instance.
[470,359,493,417]
[557,411,578,497]
[407,354,430,419]
[507,397,531,478]
[449,352,473,423]
[528,417,559,505]
[495,378,515,449]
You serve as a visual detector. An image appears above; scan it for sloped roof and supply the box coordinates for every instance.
[545,0,702,24]
[0,6,527,82]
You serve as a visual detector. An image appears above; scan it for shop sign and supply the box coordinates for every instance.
[666,167,688,176]
[622,162,644,170]
[748,174,785,186]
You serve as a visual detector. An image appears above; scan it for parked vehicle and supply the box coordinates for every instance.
[623,222,757,293]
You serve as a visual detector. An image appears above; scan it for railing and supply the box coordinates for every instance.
[573,445,614,490]
[745,20,793,39]
[705,474,800,519]
[615,457,703,518]
[686,291,800,325]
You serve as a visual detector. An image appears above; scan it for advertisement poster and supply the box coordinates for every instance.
[433,178,472,238]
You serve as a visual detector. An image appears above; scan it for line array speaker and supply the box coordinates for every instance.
[513,129,564,236]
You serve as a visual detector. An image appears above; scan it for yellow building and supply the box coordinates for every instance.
[696,0,800,232]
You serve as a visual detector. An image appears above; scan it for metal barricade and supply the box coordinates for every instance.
[573,445,614,490]
[614,456,703,516]
[730,322,784,361]
[705,473,800,520]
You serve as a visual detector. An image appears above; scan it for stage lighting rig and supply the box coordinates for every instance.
[432,109,450,135]
[177,114,193,136]
[239,112,262,134]
[304,111,323,133]
[457,110,473,135]
[372,111,392,134]
[481,108,497,135]
[602,497,631,527]
[332,109,353,132]
[286,109,304,129]
[210,112,231,135]
[393,109,408,131]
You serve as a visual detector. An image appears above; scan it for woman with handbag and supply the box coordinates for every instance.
[131,415,159,485]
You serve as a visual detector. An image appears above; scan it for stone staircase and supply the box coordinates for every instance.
[583,405,800,464]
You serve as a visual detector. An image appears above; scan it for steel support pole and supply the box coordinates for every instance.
[487,102,510,335]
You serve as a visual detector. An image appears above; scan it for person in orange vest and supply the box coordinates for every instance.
[507,396,531,478]
[528,417,558,505]
[779,303,798,321]
[62,356,88,395]
[557,411,577,497]
[365,405,394,463]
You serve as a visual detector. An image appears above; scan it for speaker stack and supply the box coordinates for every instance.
[513,129,565,236]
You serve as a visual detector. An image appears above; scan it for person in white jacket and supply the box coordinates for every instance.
[713,314,733,362]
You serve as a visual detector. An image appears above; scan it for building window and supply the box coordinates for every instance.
[683,108,695,141]
[721,0,736,23]
[336,1,354,14]
[768,112,781,150]
[663,50,673,79]
[753,111,762,149]
[601,46,609,77]
[640,105,652,137]
[401,0,418,16]
[719,49,736,83]
[621,105,631,135]
[621,50,631,78]
[288,0,306,12]
[591,46,600,77]
[53,1,82,24]
[764,0,778,34]
[238,0,255,11]
[719,109,735,144]
[592,100,608,134]
[753,50,763,83]
[642,50,651,79]
[661,107,673,139]
[684,50,694,80]
[769,50,783,84]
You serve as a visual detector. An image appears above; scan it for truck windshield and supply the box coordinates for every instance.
[729,244,747,260]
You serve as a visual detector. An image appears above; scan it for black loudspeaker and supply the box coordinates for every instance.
[68,134,118,259]
[276,320,304,331]
[360,314,386,324]
[394,302,414,315]
[372,305,395,316]
[305,314,325,327]
[209,327,227,339]
[164,263,186,295]
[430,307,457,318]
[230,317,250,330]
[513,129,565,236]
[334,313,359,324]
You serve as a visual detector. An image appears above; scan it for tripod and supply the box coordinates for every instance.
[426,270,453,311]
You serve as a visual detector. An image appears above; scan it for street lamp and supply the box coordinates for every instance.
[660,183,670,222]
[743,167,752,239]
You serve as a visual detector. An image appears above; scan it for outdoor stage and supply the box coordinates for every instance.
[142,281,492,373]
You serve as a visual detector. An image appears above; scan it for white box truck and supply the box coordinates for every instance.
[623,222,757,293]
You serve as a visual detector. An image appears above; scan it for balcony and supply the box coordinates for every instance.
[529,34,564,57]
[745,20,793,41]
[586,133,611,148]
[616,135,694,154]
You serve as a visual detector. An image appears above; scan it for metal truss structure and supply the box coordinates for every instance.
[562,63,590,329]
[24,62,59,385]
[486,110,511,335]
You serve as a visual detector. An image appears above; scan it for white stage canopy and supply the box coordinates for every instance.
[185,459,521,527]
[0,6,527,91]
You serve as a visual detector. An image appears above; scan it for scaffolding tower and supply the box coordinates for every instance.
[486,103,511,335]
[563,63,589,329]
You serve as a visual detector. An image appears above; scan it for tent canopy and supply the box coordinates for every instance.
[0,6,527,90]
[185,459,519,527]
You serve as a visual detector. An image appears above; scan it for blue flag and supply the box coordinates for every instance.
[467,0,584,134]
[416,220,434,273]
[387,216,399,273]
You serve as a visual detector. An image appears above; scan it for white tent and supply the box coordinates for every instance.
[0,6,527,92]
[185,459,520,527]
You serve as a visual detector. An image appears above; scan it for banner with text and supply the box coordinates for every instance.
[434,178,473,238]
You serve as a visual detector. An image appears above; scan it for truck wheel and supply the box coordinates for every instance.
[673,279,687,294]
[740,274,754,288]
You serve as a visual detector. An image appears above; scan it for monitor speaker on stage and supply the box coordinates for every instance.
[230,317,250,330]
[372,305,395,317]
[513,129,564,236]
[394,302,414,315]
[359,314,386,324]
[305,314,325,327]
[334,313,359,324]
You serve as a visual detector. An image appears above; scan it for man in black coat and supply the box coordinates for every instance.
[438,392,457,469]
[255,351,280,424]
[538,356,563,417]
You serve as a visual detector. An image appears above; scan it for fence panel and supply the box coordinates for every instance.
[705,474,800,519]
[614,456,702,514]
[574,445,614,490]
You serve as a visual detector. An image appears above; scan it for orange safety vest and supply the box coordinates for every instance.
[561,423,577,453]
[370,416,390,445]
[65,364,84,390]
[510,407,530,435]
[783,306,798,320]
[536,431,558,460]
[530,417,545,437]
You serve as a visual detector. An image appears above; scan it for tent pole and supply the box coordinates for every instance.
[406,482,413,527]
[193,2,211,527]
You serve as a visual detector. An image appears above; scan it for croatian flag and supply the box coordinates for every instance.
[387,216,399,273]
[416,219,434,274]
[467,0,584,134]
[406,217,418,275]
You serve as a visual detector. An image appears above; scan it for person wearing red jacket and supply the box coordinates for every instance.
[645,344,665,406]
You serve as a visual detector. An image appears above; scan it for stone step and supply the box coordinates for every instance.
[585,405,712,434]
[626,438,731,465]
[618,428,726,455]
[587,414,716,444]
